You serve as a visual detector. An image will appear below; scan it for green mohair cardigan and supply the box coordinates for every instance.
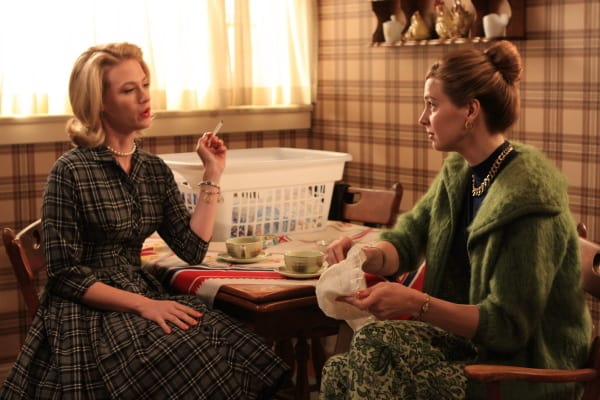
[380,142,591,400]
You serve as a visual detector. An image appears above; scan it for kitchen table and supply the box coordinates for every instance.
[142,221,380,305]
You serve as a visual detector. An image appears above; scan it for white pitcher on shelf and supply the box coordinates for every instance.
[383,14,406,43]
[483,13,510,38]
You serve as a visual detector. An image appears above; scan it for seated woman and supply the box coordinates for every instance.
[321,40,591,400]
[0,42,289,399]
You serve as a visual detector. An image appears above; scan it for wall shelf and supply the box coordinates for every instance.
[373,36,494,47]
[371,0,525,46]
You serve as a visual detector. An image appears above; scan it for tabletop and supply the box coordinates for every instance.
[141,221,381,306]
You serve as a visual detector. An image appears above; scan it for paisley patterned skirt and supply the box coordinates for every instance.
[320,320,477,400]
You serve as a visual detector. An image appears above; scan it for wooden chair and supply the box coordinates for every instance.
[319,181,405,373]
[464,223,600,400]
[329,181,403,228]
[3,219,45,322]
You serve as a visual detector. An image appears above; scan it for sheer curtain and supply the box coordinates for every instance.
[0,0,316,117]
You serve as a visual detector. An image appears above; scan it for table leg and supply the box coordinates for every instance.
[294,336,310,400]
[276,340,296,369]
[311,336,327,387]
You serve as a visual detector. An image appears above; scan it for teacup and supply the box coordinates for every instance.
[284,250,325,274]
[225,237,263,259]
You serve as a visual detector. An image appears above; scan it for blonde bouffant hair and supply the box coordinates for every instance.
[66,42,150,147]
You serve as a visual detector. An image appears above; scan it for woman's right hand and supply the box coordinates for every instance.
[325,236,354,265]
[325,237,392,276]
[138,299,203,334]
[195,132,227,180]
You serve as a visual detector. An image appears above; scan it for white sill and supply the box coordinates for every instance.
[0,105,313,145]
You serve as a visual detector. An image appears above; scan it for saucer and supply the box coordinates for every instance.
[276,265,325,279]
[217,252,269,264]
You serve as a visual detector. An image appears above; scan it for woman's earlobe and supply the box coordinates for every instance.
[464,119,473,131]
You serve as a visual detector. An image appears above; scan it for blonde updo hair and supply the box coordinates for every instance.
[66,42,150,147]
[426,40,523,133]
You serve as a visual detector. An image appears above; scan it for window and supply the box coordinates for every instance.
[0,0,316,117]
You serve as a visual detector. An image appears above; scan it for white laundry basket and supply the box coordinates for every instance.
[160,147,352,241]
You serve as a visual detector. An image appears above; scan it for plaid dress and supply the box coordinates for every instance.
[0,146,290,399]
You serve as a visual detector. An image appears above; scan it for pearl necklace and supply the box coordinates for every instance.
[471,144,514,197]
[106,143,136,157]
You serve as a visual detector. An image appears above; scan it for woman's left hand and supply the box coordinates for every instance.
[337,282,418,320]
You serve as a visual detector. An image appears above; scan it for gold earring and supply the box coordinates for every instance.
[465,119,473,131]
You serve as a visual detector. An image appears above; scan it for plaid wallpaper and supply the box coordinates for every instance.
[315,0,600,233]
[1,0,599,382]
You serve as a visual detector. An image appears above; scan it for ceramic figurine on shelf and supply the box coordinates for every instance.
[405,11,430,40]
[434,0,453,39]
[371,0,396,43]
[383,13,406,43]
[483,13,510,38]
[451,0,475,38]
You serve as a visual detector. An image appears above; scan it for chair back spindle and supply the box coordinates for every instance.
[330,182,403,227]
[3,219,45,321]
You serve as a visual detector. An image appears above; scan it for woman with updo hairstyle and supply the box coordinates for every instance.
[321,41,590,399]
[0,42,290,399]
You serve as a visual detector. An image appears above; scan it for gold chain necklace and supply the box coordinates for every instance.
[106,143,137,157]
[471,144,514,197]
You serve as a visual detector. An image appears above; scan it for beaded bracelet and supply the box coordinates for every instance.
[415,294,430,321]
[197,180,221,190]
[199,189,223,204]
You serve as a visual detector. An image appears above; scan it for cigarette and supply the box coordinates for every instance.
[202,120,223,139]
[212,120,223,136]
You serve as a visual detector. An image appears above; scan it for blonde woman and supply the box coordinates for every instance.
[1,42,289,399]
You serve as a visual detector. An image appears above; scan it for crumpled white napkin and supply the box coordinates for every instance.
[316,246,375,330]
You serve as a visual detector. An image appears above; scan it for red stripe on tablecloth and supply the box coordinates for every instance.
[350,227,374,240]
[171,270,284,294]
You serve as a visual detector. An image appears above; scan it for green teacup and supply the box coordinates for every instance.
[284,250,324,274]
[225,237,263,259]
